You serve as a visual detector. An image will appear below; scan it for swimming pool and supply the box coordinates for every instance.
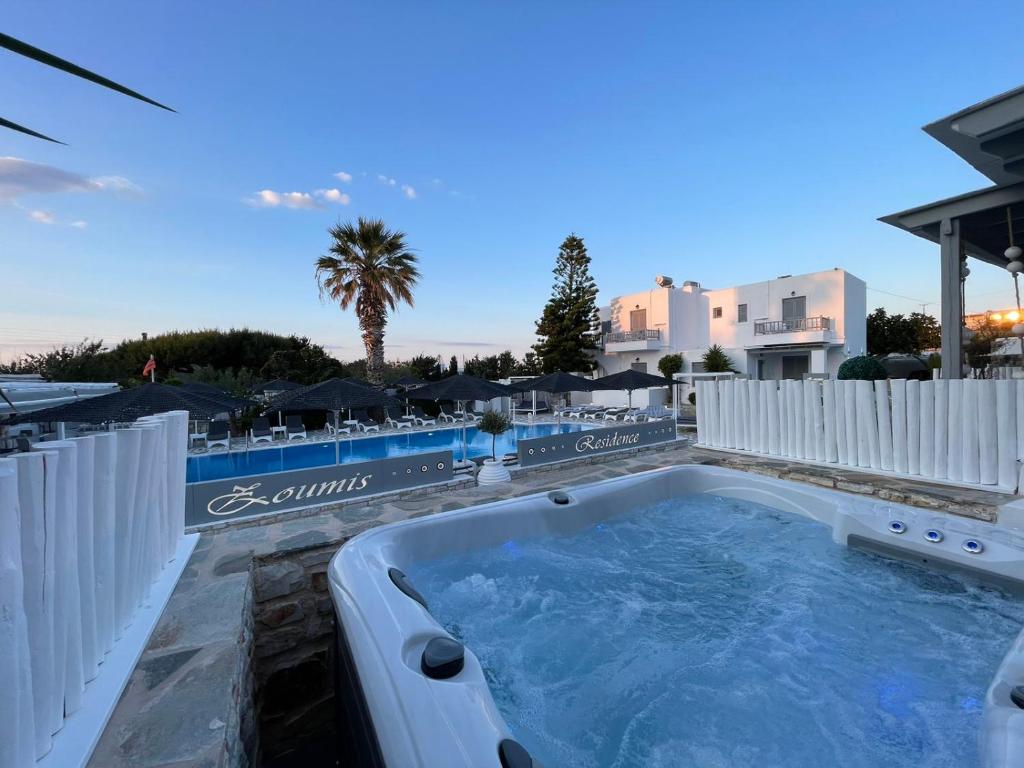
[186,422,587,482]
[328,465,1024,768]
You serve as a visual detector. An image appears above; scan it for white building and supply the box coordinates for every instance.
[595,268,866,404]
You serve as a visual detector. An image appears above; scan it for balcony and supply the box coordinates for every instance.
[753,316,831,335]
[603,328,662,352]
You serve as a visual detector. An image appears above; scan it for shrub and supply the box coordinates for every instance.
[477,410,513,460]
[702,344,736,373]
[837,356,887,381]
[688,392,696,405]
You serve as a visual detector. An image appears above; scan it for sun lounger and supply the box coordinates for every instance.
[352,410,381,433]
[286,415,307,441]
[206,419,231,450]
[385,408,414,429]
[325,421,351,437]
[250,416,273,444]
[410,407,436,426]
[438,407,457,423]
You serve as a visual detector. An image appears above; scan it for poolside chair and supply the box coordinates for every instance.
[438,406,457,423]
[353,410,381,433]
[606,408,638,422]
[410,407,436,426]
[249,416,273,444]
[206,419,231,450]
[325,421,351,437]
[385,408,413,430]
[286,415,307,441]
[454,407,477,422]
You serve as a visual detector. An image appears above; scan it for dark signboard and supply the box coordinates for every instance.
[517,421,675,468]
[185,450,453,526]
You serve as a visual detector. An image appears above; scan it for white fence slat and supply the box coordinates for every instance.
[114,429,142,637]
[855,381,877,468]
[71,437,100,682]
[962,380,981,484]
[92,433,117,656]
[1017,381,1024,460]
[779,381,790,456]
[997,380,1017,489]
[891,379,907,474]
[41,441,85,717]
[695,381,705,446]
[843,381,858,466]
[792,380,805,459]
[0,459,36,768]
[822,380,837,463]
[978,381,999,486]
[11,453,55,756]
[932,380,948,479]
[920,381,934,478]
[746,380,758,452]
[946,380,962,482]
[765,381,779,454]
[834,380,848,464]
[757,382,769,453]
[906,380,920,475]
[875,380,894,471]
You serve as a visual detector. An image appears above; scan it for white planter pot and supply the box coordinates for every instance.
[477,458,511,485]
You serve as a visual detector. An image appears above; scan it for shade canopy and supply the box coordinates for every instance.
[270,377,399,413]
[179,382,254,410]
[407,374,514,402]
[392,375,427,388]
[257,378,302,394]
[10,382,226,424]
[590,369,673,392]
[508,372,595,394]
[341,376,377,389]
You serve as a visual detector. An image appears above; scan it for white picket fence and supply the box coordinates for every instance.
[0,410,194,768]
[696,379,1024,493]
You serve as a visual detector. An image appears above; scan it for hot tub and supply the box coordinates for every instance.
[328,465,1024,768]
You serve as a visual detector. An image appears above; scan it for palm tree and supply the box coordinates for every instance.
[315,218,420,384]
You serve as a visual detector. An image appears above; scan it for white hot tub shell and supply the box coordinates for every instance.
[328,464,1024,768]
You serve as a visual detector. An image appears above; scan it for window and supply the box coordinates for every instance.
[712,306,723,319]
[737,304,748,323]
[601,319,611,335]
[630,361,648,373]
[691,362,706,374]
[782,296,806,322]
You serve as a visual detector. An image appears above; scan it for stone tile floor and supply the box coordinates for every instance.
[90,441,1015,767]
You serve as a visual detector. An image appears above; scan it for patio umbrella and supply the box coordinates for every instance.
[408,374,515,462]
[9,382,226,425]
[392,375,427,388]
[256,378,302,395]
[271,378,401,463]
[508,372,596,423]
[341,376,377,389]
[590,369,673,408]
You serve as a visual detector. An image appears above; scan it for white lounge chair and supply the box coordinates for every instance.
[325,421,351,437]
[353,411,381,433]
[385,408,413,429]
[249,417,273,444]
[286,415,307,441]
[410,407,436,426]
[438,407,457,423]
[206,419,231,450]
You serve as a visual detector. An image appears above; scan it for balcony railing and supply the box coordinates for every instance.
[605,329,661,343]
[753,316,831,335]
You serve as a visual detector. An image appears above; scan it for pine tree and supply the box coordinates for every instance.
[532,234,600,373]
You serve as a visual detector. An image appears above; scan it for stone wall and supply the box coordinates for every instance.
[252,543,340,763]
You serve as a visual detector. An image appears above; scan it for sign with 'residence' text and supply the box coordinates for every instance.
[517,421,675,468]
[185,450,453,526]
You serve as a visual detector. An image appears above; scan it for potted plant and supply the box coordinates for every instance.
[476,410,513,484]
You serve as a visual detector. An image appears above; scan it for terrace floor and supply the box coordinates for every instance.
[90,438,1016,767]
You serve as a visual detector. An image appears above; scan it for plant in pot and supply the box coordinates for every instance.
[476,409,513,484]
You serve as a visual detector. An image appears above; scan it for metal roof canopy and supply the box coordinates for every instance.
[880,181,1024,267]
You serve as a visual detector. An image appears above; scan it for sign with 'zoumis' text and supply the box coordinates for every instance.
[517,421,675,467]
[185,450,454,526]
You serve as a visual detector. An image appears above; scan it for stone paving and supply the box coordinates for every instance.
[89,439,1015,767]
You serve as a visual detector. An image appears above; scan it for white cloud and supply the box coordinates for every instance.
[0,157,141,202]
[317,188,350,205]
[401,184,417,200]
[69,220,88,229]
[246,189,319,209]
[28,209,55,224]
[334,170,353,183]
[377,174,396,186]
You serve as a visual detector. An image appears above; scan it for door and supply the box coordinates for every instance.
[782,354,809,379]
[629,309,647,332]
[782,296,806,330]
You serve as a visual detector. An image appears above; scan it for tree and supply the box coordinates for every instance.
[702,344,736,373]
[658,353,684,379]
[408,354,443,381]
[315,217,420,385]
[533,234,600,373]
[496,350,517,379]
[448,355,458,376]
[838,356,887,380]
[866,308,941,355]
[515,352,541,376]
[477,410,513,461]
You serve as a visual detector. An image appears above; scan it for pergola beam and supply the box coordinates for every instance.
[939,219,963,380]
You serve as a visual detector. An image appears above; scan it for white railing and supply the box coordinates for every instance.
[696,379,1024,492]
[0,410,195,768]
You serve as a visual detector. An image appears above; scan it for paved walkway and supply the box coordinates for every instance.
[89,440,1014,767]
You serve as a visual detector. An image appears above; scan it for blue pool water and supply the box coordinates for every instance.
[186,422,587,482]
[409,496,1024,768]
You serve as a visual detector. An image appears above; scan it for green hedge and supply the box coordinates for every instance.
[837,356,887,381]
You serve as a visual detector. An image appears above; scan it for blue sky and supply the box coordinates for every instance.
[3,1,1024,364]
